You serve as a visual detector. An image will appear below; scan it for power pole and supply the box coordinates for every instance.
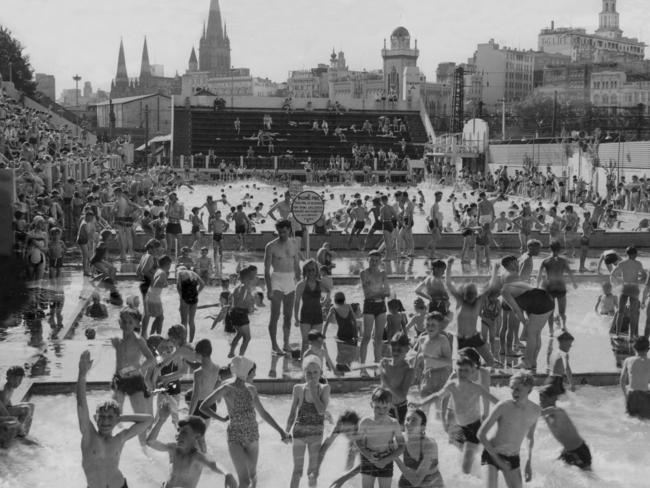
[144,104,150,167]
[501,99,506,141]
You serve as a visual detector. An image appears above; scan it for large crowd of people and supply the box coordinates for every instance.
[5,83,650,487]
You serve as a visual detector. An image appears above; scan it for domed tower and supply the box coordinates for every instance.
[596,0,622,39]
[381,26,419,100]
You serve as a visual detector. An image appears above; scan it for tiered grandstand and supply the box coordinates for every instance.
[173,106,428,172]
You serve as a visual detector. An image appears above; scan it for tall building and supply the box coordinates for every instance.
[381,27,420,100]
[110,37,181,98]
[198,0,231,76]
[538,0,645,63]
[469,39,535,109]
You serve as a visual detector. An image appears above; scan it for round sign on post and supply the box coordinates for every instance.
[291,191,325,225]
[288,180,304,200]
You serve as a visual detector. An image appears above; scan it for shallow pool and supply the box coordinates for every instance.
[2,387,647,488]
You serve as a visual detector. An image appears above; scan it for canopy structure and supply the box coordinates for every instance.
[135,134,171,151]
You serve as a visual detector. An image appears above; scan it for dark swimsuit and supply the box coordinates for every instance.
[300,281,323,325]
[180,278,199,305]
[363,299,387,317]
[159,362,181,396]
[481,450,520,471]
[398,437,441,488]
[111,374,150,397]
[560,442,592,470]
[514,289,554,315]
[334,308,357,344]
[228,307,250,327]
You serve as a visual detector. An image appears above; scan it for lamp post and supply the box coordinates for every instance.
[73,74,82,106]
[8,62,12,83]
[144,104,150,167]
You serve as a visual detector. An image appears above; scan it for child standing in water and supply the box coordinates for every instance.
[356,387,405,488]
[379,332,415,427]
[415,312,453,400]
[286,356,330,488]
[145,255,172,337]
[76,351,153,488]
[544,332,575,397]
[228,265,257,358]
[595,282,618,316]
[620,336,650,419]
[199,356,290,488]
[323,292,361,373]
[146,403,237,488]
[405,298,428,337]
[477,372,540,488]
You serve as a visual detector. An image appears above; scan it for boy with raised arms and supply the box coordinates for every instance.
[77,351,153,488]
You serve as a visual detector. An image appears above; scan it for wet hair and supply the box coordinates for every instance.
[410,408,427,427]
[430,259,446,271]
[100,229,113,240]
[218,366,232,380]
[6,366,25,378]
[626,246,638,256]
[526,239,542,249]
[387,298,405,312]
[458,347,481,367]
[426,311,445,324]
[337,410,360,427]
[556,331,574,343]
[145,238,161,250]
[456,355,476,368]
[96,400,121,416]
[413,297,426,309]
[146,334,165,352]
[239,265,258,281]
[302,259,319,278]
[634,336,650,352]
[220,291,231,301]
[371,387,393,404]
[308,330,325,342]
[276,219,292,231]
[158,255,172,268]
[178,416,207,436]
[168,324,187,343]
[549,240,562,253]
[501,255,518,269]
[334,291,346,304]
[119,307,141,325]
[510,371,535,389]
[195,339,212,357]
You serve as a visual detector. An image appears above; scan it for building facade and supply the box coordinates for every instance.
[591,71,650,110]
[198,0,231,76]
[381,27,420,101]
[538,1,645,63]
[35,73,55,100]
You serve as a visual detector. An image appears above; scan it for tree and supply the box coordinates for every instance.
[0,25,36,96]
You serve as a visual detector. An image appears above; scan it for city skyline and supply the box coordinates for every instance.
[3,0,650,95]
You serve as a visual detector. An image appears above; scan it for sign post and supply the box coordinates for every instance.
[291,190,324,259]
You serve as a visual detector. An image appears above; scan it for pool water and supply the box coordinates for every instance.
[0,279,627,382]
[2,387,648,488]
[174,181,643,233]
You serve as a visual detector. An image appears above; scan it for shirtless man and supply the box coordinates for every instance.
[620,336,650,419]
[537,240,578,333]
[426,191,443,259]
[112,187,140,261]
[264,219,301,355]
[0,366,35,439]
[110,307,156,444]
[188,339,224,432]
[446,257,498,367]
[77,351,153,488]
[199,195,219,220]
[477,192,499,226]
[147,404,236,488]
[517,240,541,282]
[360,251,391,377]
[412,354,498,474]
[611,246,646,337]
[399,192,415,257]
[268,191,292,222]
[477,372,540,488]
[348,199,368,250]
[379,195,398,260]
[165,192,185,256]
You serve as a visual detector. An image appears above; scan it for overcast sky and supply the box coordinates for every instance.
[3,0,650,95]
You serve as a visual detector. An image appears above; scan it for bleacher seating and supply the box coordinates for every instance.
[174,107,427,169]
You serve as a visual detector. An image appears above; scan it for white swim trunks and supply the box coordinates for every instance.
[478,215,493,225]
[271,272,296,295]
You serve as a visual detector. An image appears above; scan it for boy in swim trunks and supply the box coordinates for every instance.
[611,246,646,337]
[414,312,452,400]
[77,351,153,488]
[477,372,540,488]
[620,336,650,419]
[0,366,34,438]
[188,339,227,452]
[357,387,405,488]
[411,354,498,474]
[147,404,237,488]
[209,210,229,274]
[111,307,156,444]
[544,332,575,396]
[446,257,499,367]
[379,332,415,427]
[595,282,618,316]
[538,386,591,470]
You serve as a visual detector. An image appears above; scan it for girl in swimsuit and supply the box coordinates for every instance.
[199,357,290,488]
[395,409,444,488]
[286,357,330,488]
[176,267,205,343]
[294,260,330,355]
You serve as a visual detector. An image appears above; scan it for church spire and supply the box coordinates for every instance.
[115,38,128,82]
[140,36,151,79]
[206,0,224,41]
[188,47,198,72]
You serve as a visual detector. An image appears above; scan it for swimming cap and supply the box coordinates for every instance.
[231,356,255,380]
